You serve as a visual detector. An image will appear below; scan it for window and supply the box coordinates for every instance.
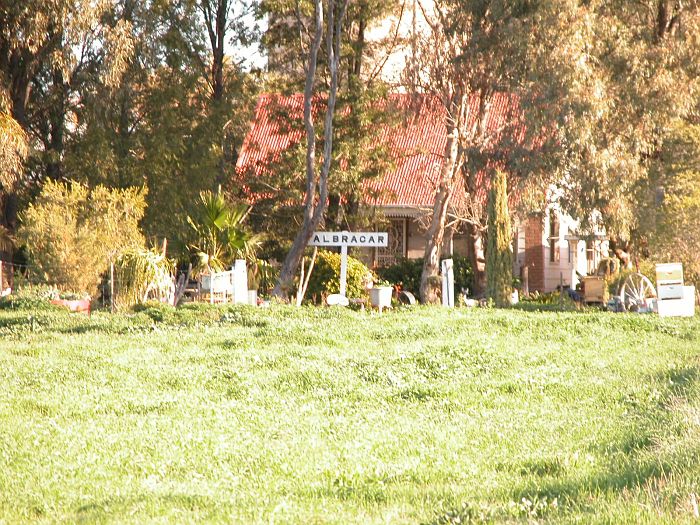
[549,213,560,263]
[586,239,599,274]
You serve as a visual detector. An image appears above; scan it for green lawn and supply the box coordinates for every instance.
[1,304,700,524]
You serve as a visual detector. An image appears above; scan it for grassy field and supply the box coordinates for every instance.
[1,303,700,524]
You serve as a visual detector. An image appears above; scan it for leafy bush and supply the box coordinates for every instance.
[376,255,474,297]
[376,258,422,295]
[114,248,174,309]
[517,290,579,311]
[0,285,85,310]
[248,259,278,295]
[18,180,146,296]
[186,188,259,274]
[453,255,475,296]
[305,250,375,302]
[0,285,69,311]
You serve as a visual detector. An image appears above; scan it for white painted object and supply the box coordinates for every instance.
[656,262,684,300]
[248,289,258,306]
[308,231,388,298]
[657,286,695,317]
[441,258,455,307]
[369,286,392,312]
[200,270,234,303]
[233,259,248,305]
[510,289,519,305]
[326,293,350,307]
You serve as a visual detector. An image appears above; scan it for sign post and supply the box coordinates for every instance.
[441,258,454,307]
[309,231,387,297]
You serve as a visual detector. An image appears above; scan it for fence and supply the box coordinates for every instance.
[0,259,255,308]
[0,259,32,295]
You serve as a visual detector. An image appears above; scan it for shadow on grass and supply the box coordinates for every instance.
[423,364,700,524]
[74,493,220,522]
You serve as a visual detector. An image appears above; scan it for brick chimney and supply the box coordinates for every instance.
[523,214,545,292]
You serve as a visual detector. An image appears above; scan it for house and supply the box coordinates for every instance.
[236,93,608,293]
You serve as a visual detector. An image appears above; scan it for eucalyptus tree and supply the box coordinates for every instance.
[62,0,260,243]
[271,0,350,298]
[251,0,401,251]
[406,0,543,303]
[528,0,700,242]
[0,0,134,262]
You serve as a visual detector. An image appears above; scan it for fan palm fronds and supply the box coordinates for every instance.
[187,188,260,274]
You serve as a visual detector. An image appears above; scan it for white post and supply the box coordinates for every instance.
[110,262,115,312]
[339,244,348,297]
[233,259,248,304]
[441,259,454,307]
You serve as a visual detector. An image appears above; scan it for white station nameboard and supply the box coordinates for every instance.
[309,232,388,248]
[307,231,388,298]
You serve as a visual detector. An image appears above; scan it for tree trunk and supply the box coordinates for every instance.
[46,66,66,181]
[204,0,228,102]
[272,0,349,299]
[0,64,31,261]
[465,221,486,296]
[420,128,460,303]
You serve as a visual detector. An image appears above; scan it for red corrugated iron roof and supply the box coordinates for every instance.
[235,92,521,210]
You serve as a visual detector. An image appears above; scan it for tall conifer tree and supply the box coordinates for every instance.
[485,171,512,307]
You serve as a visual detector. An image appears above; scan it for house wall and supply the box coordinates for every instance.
[521,207,611,293]
[543,210,578,291]
[514,220,526,277]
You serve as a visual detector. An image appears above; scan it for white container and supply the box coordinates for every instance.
[656,262,684,300]
[369,286,393,312]
[510,290,519,305]
[658,286,695,317]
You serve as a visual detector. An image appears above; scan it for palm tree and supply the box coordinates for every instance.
[186,188,259,273]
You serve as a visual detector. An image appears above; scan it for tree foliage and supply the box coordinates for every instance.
[485,171,512,307]
[2,0,259,251]
[186,188,258,273]
[528,0,700,240]
[639,120,700,286]
[18,180,146,295]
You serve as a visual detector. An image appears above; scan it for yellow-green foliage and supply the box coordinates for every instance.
[305,250,375,301]
[18,180,146,295]
[114,248,174,309]
[486,171,513,307]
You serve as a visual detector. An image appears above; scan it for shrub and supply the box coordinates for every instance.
[453,255,475,296]
[186,188,259,274]
[376,255,474,298]
[376,258,422,296]
[114,248,174,309]
[305,250,375,302]
[248,259,278,295]
[517,290,579,311]
[18,180,146,296]
[0,285,64,311]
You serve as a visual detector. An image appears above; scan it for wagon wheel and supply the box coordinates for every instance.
[619,272,657,312]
